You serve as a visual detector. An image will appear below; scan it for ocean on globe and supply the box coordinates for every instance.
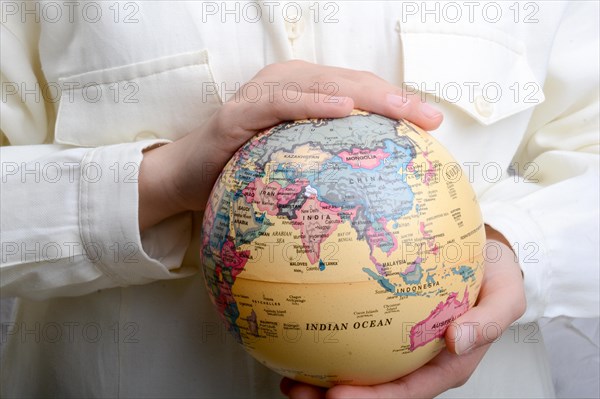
[201,110,486,387]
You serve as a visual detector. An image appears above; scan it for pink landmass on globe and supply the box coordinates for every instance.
[337,147,390,169]
[409,288,470,351]
[421,151,436,185]
[340,207,358,220]
[214,238,250,316]
[214,283,233,316]
[402,257,422,275]
[242,178,282,216]
[277,179,308,205]
[364,217,398,275]
[420,221,439,255]
[201,201,215,248]
[293,197,342,264]
[365,218,398,256]
[220,238,250,279]
[407,151,436,186]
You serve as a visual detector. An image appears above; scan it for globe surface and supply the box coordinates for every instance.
[201,110,486,387]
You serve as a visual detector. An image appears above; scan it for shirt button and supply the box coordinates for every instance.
[285,20,304,40]
[474,95,494,118]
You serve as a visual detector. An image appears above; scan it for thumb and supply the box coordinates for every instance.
[445,241,526,355]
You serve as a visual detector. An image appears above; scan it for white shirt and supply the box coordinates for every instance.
[1,1,598,397]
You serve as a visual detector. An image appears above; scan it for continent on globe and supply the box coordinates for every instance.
[201,110,486,387]
[409,288,470,351]
[292,196,342,264]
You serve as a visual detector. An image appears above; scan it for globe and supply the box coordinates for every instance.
[201,110,486,387]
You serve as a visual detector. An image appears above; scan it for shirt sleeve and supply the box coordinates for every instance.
[479,2,599,322]
[1,8,195,300]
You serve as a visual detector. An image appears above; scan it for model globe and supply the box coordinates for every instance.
[201,110,485,387]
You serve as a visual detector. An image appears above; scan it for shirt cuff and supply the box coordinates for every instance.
[79,140,195,287]
[480,201,549,323]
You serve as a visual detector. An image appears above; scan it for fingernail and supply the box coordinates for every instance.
[420,102,442,119]
[386,93,410,110]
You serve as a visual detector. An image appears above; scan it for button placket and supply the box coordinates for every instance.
[283,1,310,56]
[278,1,316,62]
[284,15,304,42]
[284,22,295,40]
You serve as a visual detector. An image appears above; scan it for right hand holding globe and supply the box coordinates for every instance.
[282,231,526,399]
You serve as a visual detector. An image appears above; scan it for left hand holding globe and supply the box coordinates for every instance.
[283,231,525,399]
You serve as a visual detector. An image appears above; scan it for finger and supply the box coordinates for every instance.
[260,91,355,127]
[215,91,354,152]
[256,61,443,131]
[327,346,489,399]
[380,93,443,132]
[282,61,443,130]
[446,243,526,355]
[281,380,327,399]
[281,378,295,395]
[327,80,443,131]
